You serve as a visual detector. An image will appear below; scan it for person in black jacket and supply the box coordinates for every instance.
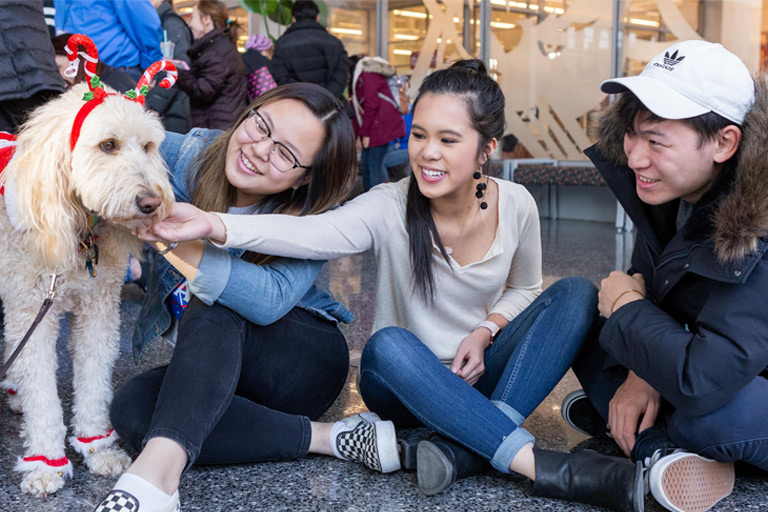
[171,0,247,130]
[0,0,65,133]
[146,0,192,134]
[271,0,348,99]
[564,40,766,512]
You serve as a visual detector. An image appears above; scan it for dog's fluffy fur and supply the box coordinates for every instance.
[0,83,173,496]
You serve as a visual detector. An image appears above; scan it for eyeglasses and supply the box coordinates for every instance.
[242,110,312,172]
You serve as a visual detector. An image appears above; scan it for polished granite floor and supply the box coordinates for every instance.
[0,219,766,512]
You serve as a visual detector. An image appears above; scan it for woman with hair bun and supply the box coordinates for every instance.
[171,0,247,129]
[138,60,644,511]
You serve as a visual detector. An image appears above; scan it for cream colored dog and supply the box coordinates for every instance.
[0,83,174,497]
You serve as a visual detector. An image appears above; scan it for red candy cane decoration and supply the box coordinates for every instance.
[126,60,178,105]
[64,34,100,90]
[136,60,178,93]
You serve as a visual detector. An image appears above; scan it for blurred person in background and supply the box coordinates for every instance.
[0,0,65,134]
[501,133,533,160]
[242,34,277,101]
[350,57,405,191]
[170,0,247,130]
[271,0,348,101]
[146,0,192,134]
[51,33,136,93]
[54,0,163,82]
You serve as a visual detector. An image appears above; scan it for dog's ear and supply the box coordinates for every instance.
[6,97,82,269]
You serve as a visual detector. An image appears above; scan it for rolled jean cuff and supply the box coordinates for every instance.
[490,427,535,474]
[492,400,526,426]
[143,427,198,472]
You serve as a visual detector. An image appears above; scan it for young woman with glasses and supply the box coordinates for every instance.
[94,83,358,512]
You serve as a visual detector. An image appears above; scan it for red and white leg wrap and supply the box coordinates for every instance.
[69,428,119,456]
[1,380,18,396]
[15,455,73,478]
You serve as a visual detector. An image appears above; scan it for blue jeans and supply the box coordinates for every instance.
[361,143,390,191]
[359,276,598,473]
[383,146,408,169]
[111,298,348,466]
[573,328,768,470]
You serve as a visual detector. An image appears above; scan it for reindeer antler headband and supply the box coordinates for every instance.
[65,34,178,151]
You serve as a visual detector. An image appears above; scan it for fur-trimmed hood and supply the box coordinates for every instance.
[357,56,396,77]
[595,74,768,263]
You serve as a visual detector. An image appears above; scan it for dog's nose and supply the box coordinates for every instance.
[136,194,162,215]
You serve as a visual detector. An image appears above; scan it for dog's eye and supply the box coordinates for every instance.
[99,140,117,154]
[143,142,154,153]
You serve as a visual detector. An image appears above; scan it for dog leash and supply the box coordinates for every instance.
[0,273,58,380]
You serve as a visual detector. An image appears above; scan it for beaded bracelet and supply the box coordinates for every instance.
[610,289,645,314]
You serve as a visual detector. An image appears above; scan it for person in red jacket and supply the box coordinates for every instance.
[351,57,405,190]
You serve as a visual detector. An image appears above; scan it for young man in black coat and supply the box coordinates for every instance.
[565,40,767,512]
[271,0,348,100]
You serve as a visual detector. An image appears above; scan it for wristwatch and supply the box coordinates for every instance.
[475,320,501,340]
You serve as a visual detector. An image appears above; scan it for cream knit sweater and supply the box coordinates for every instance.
[215,178,543,363]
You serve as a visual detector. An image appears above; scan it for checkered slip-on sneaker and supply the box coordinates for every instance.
[93,489,180,512]
[335,413,401,473]
[648,451,734,512]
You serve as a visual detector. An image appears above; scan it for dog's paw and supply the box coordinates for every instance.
[85,447,131,477]
[7,395,22,414]
[20,470,66,497]
[1,382,22,413]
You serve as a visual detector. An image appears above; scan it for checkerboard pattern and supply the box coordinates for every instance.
[94,490,139,511]
[336,421,382,472]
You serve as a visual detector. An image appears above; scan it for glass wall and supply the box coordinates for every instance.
[185,0,766,160]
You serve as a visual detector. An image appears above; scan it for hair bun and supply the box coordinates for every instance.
[451,59,487,75]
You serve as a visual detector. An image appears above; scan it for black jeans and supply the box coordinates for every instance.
[111,298,349,466]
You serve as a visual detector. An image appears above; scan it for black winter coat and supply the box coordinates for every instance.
[271,19,348,98]
[146,1,192,134]
[176,28,247,130]
[0,0,65,101]
[585,76,768,418]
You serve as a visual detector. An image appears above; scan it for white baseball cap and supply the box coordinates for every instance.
[601,40,754,124]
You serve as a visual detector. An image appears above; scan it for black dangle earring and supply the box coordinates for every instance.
[474,168,488,209]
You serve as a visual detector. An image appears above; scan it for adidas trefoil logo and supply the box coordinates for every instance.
[654,50,685,71]
[663,50,685,66]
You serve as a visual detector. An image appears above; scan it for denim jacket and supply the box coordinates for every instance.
[131,128,352,360]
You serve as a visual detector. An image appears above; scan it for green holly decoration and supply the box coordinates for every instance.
[90,76,103,90]
[124,90,138,99]
[82,92,94,101]
[139,85,149,96]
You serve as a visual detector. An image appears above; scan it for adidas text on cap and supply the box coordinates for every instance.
[600,40,755,125]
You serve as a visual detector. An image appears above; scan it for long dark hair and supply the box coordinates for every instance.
[191,82,357,264]
[407,59,506,302]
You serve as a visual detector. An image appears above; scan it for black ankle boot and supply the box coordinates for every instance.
[416,435,489,496]
[531,448,645,512]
